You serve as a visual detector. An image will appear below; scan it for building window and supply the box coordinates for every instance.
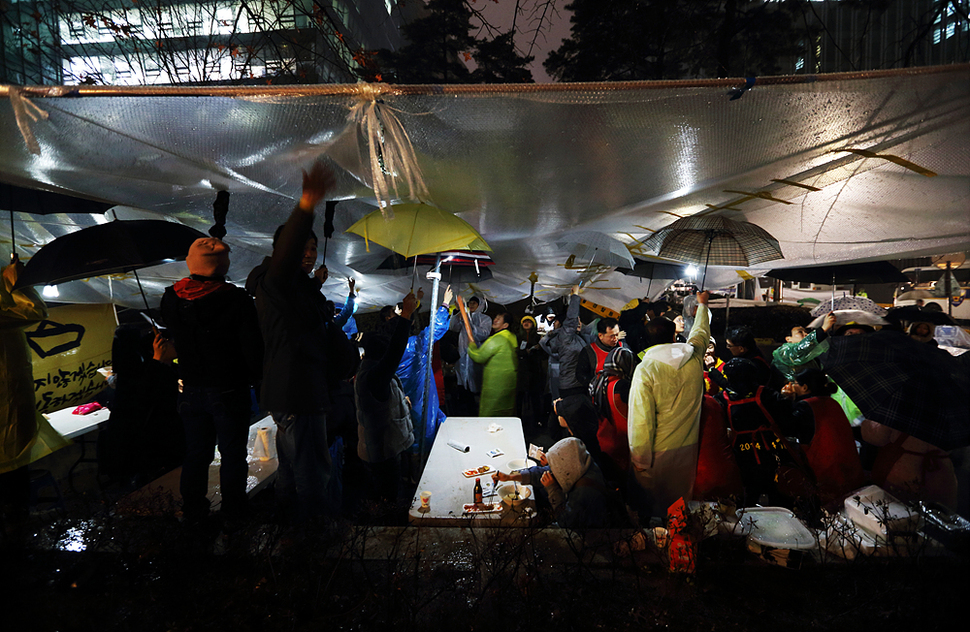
[279,10,296,30]
[68,18,86,39]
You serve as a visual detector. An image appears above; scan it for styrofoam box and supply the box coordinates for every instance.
[844,485,921,536]
[734,507,817,550]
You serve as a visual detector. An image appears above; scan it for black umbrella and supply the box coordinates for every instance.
[322,200,338,262]
[14,219,206,313]
[442,265,493,285]
[616,258,683,280]
[765,261,908,285]
[1,181,114,259]
[822,330,970,450]
[885,306,956,326]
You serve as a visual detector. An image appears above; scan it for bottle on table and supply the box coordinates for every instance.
[473,477,483,504]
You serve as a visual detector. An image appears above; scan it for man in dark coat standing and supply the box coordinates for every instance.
[161,236,263,524]
[245,162,337,523]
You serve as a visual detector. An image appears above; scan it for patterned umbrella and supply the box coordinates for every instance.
[810,295,886,317]
[807,310,889,330]
[822,330,970,450]
[643,215,782,289]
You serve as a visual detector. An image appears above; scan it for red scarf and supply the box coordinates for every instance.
[173,277,230,300]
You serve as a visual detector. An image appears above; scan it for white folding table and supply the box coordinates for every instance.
[408,417,537,527]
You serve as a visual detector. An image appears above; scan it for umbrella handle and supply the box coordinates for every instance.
[701,232,713,291]
[132,269,159,334]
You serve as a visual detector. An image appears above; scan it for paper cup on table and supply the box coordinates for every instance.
[257,427,275,461]
[653,527,669,548]
[252,435,266,460]
[420,491,432,510]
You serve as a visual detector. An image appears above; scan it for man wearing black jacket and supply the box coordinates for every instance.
[354,292,419,507]
[244,162,338,523]
[161,236,262,524]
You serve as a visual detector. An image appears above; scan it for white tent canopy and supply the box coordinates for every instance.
[2,65,968,312]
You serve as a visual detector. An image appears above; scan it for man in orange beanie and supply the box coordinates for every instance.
[161,236,263,528]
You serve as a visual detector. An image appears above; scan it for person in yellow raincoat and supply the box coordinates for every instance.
[1,254,68,538]
[457,297,518,417]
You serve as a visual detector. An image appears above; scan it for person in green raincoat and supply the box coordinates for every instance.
[457,296,518,417]
[771,312,836,383]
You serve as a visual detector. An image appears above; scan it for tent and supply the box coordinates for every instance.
[1,64,968,312]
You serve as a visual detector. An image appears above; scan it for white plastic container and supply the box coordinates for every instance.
[844,485,920,536]
[734,507,817,550]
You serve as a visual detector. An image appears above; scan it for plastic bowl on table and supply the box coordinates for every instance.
[497,483,532,506]
[505,458,537,471]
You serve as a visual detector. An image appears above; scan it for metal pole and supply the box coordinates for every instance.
[831,273,836,312]
[945,262,953,317]
[419,253,442,464]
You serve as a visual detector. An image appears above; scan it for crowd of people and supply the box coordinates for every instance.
[2,161,965,546]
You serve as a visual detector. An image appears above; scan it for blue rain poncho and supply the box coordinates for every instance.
[397,305,451,443]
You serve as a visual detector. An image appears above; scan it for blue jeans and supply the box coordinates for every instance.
[272,411,331,523]
[178,385,252,521]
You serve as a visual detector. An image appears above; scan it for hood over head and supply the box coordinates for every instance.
[642,341,696,370]
[546,437,592,494]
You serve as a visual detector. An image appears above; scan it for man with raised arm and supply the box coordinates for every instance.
[245,161,338,524]
[628,291,711,520]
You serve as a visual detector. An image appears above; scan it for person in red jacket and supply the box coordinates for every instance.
[589,346,636,485]
[781,368,865,506]
[693,394,744,502]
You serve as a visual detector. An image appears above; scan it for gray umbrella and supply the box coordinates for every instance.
[556,230,635,269]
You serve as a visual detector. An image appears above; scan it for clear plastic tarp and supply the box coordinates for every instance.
[1,65,968,310]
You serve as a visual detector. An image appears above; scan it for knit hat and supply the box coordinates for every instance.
[520,315,537,328]
[546,437,592,494]
[186,237,230,277]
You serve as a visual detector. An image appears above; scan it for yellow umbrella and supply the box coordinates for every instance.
[346,202,491,257]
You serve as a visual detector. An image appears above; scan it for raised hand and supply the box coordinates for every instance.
[300,161,336,210]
